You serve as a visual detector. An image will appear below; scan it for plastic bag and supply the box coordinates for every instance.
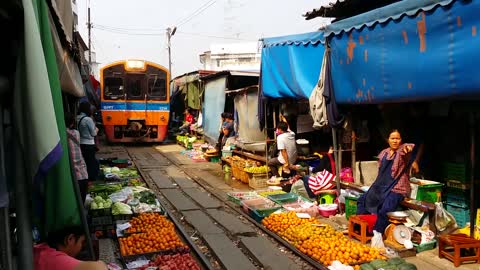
[371,230,385,249]
[109,187,134,203]
[435,202,457,232]
[290,180,310,199]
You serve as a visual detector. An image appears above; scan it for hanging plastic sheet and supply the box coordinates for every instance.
[202,76,227,142]
[233,87,265,152]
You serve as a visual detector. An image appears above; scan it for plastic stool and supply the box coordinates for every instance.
[317,190,337,204]
[319,193,336,204]
[348,215,373,244]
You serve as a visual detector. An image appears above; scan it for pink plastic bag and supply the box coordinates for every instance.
[340,168,354,183]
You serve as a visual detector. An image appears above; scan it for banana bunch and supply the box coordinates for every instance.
[244,165,269,173]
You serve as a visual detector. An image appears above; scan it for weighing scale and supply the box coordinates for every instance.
[384,211,416,257]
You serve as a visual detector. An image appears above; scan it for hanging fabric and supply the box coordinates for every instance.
[309,49,329,129]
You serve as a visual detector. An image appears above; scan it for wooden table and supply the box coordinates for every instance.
[232,149,266,163]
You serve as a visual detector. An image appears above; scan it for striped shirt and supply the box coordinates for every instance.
[377,143,415,197]
[66,128,88,181]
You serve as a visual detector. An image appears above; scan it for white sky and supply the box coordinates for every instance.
[77,0,330,77]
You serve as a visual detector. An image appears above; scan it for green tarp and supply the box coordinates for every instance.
[16,0,80,236]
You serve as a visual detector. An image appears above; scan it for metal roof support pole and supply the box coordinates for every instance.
[469,113,476,238]
[0,107,13,270]
[14,146,33,270]
[69,170,95,259]
[0,208,13,270]
[332,128,342,209]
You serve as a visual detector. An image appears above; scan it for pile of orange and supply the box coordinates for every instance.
[262,212,385,267]
[119,213,188,256]
[126,212,174,234]
[283,224,342,246]
[297,232,385,266]
[261,211,317,235]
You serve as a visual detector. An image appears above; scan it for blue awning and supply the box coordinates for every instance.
[327,0,480,104]
[324,0,455,36]
[260,31,325,99]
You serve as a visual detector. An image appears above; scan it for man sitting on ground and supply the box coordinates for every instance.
[268,121,297,180]
[34,225,107,270]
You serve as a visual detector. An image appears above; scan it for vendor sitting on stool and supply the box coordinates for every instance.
[356,129,414,234]
[268,121,297,180]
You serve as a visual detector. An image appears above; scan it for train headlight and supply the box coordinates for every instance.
[125,60,146,71]
[152,127,157,132]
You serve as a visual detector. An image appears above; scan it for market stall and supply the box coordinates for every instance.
[228,188,422,270]
[85,159,205,270]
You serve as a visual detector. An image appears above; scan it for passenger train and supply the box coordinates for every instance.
[100,60,170,142]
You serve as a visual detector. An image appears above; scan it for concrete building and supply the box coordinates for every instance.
[199,43,261,71]
[72,0,78,28]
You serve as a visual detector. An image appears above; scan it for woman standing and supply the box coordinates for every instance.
[356,130,414,233]
[77,101,99,182]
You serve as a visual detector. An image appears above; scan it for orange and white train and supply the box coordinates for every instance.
[100,60,170,142]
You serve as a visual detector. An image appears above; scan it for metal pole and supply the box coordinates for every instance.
[167,28,172,77]
[69,172,95,259]
[351,131,356,182]
[0,108,13,270]
[469,113,475,238]
[264,100,269,182]
[0,208,13,270]
[88,6,92,67]
[332,128,342,210]
[14,144,34,270]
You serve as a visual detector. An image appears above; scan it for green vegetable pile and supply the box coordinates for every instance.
[136,190,157,205]
[88,183,123,199]
[361,258,417,270]
[90,196,112,209]
[112,202,133,215]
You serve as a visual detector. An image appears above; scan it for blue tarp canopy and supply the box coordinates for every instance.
[261,31,325,99]
[327,0,480,104]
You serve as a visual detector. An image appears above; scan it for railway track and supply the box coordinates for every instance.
[123,144,328,270]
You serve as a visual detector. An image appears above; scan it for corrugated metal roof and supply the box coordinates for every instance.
[202,70,259,81]
[324,0,456,36]
[261,31,325,47]
[303,0,401,21]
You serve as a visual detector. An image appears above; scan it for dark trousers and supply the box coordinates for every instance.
[267,157,282,177]
[78,179,88,204]
[356,191,404,233]
[80,144,99,182]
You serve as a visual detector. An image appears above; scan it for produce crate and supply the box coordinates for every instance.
[113,214,134,221]
[411,181,443,203]
[89,207,112,218]
[267,193,312,205]
[248,173,269,189]
[446,180,469,190]
[241,198,281,223]
[89,215,113,227]
[413,240,437,253]
[446,202,470,227]
[445,188,469,208]
[120,246,191,264]
[443,162,466,182]
[227,191,261,205]
[92,224,115,239]
[345,196,358,221]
